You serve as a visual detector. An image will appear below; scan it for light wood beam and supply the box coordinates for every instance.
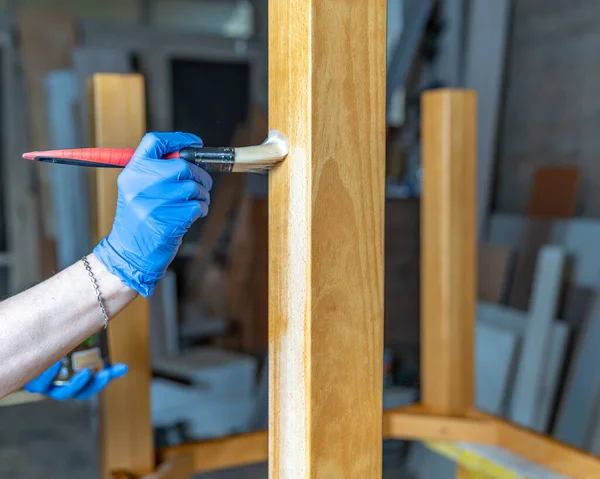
[268,0,387,477]
[89,73,154,479]
[421,89,477,415]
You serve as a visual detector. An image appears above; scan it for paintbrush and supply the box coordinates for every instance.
[22,129,289,173]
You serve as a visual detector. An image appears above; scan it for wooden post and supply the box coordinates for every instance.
[89,74,154,478]
[268,0,386,477]
[421,89,477,416]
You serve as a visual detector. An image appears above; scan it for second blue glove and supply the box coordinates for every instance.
[94,132,212,297]
[24,361,128,400]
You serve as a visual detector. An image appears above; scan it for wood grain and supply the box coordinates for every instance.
[384,407,496,444]
[159,431,268,474]
[89,74,154,479]
[491,414,600,478]
[421,89,477,415]
[268,0,386,477]
[157,409,498,475]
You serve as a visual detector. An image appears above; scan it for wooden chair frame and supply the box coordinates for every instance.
[84,2,600,478]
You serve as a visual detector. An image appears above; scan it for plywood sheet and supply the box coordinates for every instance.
[508,219,554,310]
[478,243,512,303]
[535,321,569,433]
[489,213,600,289]
[487,213,525,249]
[72,46,132,147]
[478,301,570,431]
[509,246,566,428]
[17,11,77,278]
[45,70,91,270]
[528,166,580,219]
[464,0,512,239]
[475,322,519,414]
[554,294,600,448]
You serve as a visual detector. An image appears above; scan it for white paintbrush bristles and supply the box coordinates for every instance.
[233,129,290,172]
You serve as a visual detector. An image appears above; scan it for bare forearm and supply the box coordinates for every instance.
[0,253,137,398]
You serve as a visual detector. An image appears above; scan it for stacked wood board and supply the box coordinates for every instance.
[485,211,600,454]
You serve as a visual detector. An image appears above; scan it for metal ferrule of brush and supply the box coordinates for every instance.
[179,146,235,173]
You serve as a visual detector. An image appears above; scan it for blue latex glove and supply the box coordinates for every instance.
[93,132,212,297]
[23,361,128,400]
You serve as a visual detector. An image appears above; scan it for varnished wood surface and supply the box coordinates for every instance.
[157,406,600,477]
[158,408,493,475]
[421,89,477,416]
[493,415,600,478]
[268,0,387,476]
[159,431,268,474]
[384,406,495,444]
[90,74,154,479]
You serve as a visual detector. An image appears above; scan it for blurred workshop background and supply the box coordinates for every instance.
[0,0,599,478]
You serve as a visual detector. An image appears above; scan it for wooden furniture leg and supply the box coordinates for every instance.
[268,0,386,477]
[89,73,154,479]
[421,89,477,415]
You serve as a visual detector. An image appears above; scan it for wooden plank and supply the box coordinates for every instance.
[535,321,569,433]
[17,11,78,278]
[552,219,600,289]
[159,432,267,474]
[475,322,519,415]
[434,0,466,87]
[508,219,553,310]
[150,270,179,363]
[126,453,193,479]
[421,89,476,415]
[89,74,153,479]
[528,166,580,218]
[0,30,40,294]
[268,0,386,477]
[554,294,600,449]
[384,408,496,444]
[488,213,600,290]
[477,302,570,432]
[464,0,512,239]
[72,46,132,147]
[477,243,512,303]
[487,213,524,249]
[509,246,566,428]
[157,408,496,476]
[45,69,91,270]
[491,415,600,478]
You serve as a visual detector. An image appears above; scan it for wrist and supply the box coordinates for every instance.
[86,252,138,306]
[93,237,163,298]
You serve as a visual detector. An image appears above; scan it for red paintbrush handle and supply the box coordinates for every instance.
[23,148,180,167]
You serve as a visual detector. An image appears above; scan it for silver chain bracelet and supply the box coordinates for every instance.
[82,255,109,330]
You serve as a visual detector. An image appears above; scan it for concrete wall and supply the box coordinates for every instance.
[495,0,600,216]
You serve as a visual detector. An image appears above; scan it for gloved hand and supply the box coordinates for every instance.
[93,132,212,297]
[23,361,128,400]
